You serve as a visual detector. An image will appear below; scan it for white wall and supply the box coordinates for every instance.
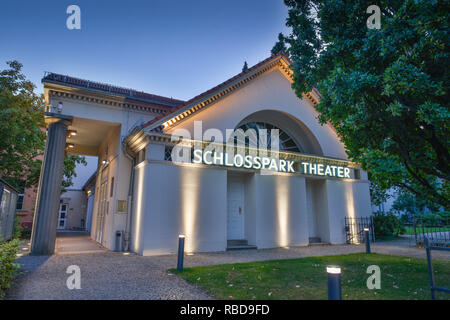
[132,160,227,256]
[249,173,309,249]
[325,179,372,244]
[165,68,347,159]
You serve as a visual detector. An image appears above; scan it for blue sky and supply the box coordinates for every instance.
[1,0,289,188]
[1,0,289,100]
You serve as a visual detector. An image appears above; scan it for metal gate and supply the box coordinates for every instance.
[344,217,375,244]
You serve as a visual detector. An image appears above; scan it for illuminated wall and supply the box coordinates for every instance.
[135,161,227,256]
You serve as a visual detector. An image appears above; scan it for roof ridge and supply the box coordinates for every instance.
[42,72,185,107]
[141,52,291,130]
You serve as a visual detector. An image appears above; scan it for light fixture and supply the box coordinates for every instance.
[177,235,185,272]
[67,130,77,137]
[66,143,74,149]
[327,265,342,300]
[326,266,341,274]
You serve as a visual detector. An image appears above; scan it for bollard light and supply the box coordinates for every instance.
[364,227,371,254]
[327,265,342,300]
[177,235,185,272]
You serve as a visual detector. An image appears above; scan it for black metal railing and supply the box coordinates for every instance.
[425,238,450,299]
[344,217,375,244]
[413,216,449,247]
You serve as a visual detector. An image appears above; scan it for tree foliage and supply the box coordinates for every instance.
[242,61,249,72]
[392,188,441,217]
[281,0,449,208]
[0,61,86,192]
[271,32,289,56]
[0,61,45,188]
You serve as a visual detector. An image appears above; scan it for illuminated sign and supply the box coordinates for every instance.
[192,149,351,178]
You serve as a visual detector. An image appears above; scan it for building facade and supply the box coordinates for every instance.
[38,53,372,256]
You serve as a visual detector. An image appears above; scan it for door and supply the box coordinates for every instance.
[57,204,68,230]
[227,175,245,240]
[96,181,108,243]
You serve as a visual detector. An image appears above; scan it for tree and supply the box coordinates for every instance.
[62,154,87,191]
[242,61,249,72]
[281,0,449,208]
[0,60,86,191]
[0,61,45,188]
[392,188,440,218]
[271,32,289,56]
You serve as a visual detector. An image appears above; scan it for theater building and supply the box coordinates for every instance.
[34,53,372,256]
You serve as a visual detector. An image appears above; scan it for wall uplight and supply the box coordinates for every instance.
[67,130,77,137]
[177,235,185,272]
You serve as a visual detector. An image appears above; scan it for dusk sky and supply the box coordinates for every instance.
[1,0,290,188]
[1,0,289,99]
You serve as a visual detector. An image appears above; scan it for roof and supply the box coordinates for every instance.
[82,171,97,191]
[0,178,19,194]
[140,52,297,131]
[42,72,185,109]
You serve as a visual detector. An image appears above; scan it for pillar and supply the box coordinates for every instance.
[31,116,71,255]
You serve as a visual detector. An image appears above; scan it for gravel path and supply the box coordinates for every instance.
[6,236,449,300]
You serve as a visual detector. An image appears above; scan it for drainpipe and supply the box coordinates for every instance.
[121,125,142,252]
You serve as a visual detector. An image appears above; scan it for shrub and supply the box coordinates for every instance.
[0,238,20,299]
[373,211,405,237]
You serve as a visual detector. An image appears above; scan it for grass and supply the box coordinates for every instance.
[402,226,450,235]
[173,253,450,300]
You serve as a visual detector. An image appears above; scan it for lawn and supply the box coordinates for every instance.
[402,226,450,235]
[173,253,450,300]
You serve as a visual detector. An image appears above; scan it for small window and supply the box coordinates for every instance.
[110,177,114,197]
[354,169,361,180]
[16,194,24,210]
[164,146,173,161]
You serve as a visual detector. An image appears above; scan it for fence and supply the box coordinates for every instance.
[0,179,19,241]
[344,217,375,244]
[413,216,449,247]
[425,238,450,299]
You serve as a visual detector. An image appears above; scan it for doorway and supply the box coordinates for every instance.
[57,203,68,230]
[227,175,245,240]
[96,180,108,244]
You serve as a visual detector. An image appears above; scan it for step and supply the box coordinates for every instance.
[227,244,258,251]
[308,242,331,246]
[227,240,248,246]
[309,237,321,243]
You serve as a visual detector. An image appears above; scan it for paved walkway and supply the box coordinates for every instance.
[7,234,449,300]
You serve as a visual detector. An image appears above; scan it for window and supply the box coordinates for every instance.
[164,146,173,161]
[110,177,114,197]
[354,169,361,180]
[233,122,301,153]
[16,194,24,210]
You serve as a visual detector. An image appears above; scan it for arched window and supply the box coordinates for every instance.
[233,122,301,153]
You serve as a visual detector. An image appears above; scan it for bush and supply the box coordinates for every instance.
[0,238,20,299]
[373,211,405,237]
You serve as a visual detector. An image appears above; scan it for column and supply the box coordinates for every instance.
[30,118,70,255]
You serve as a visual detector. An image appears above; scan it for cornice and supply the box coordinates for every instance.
[46,85,174,115]
[126,131,359,169]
